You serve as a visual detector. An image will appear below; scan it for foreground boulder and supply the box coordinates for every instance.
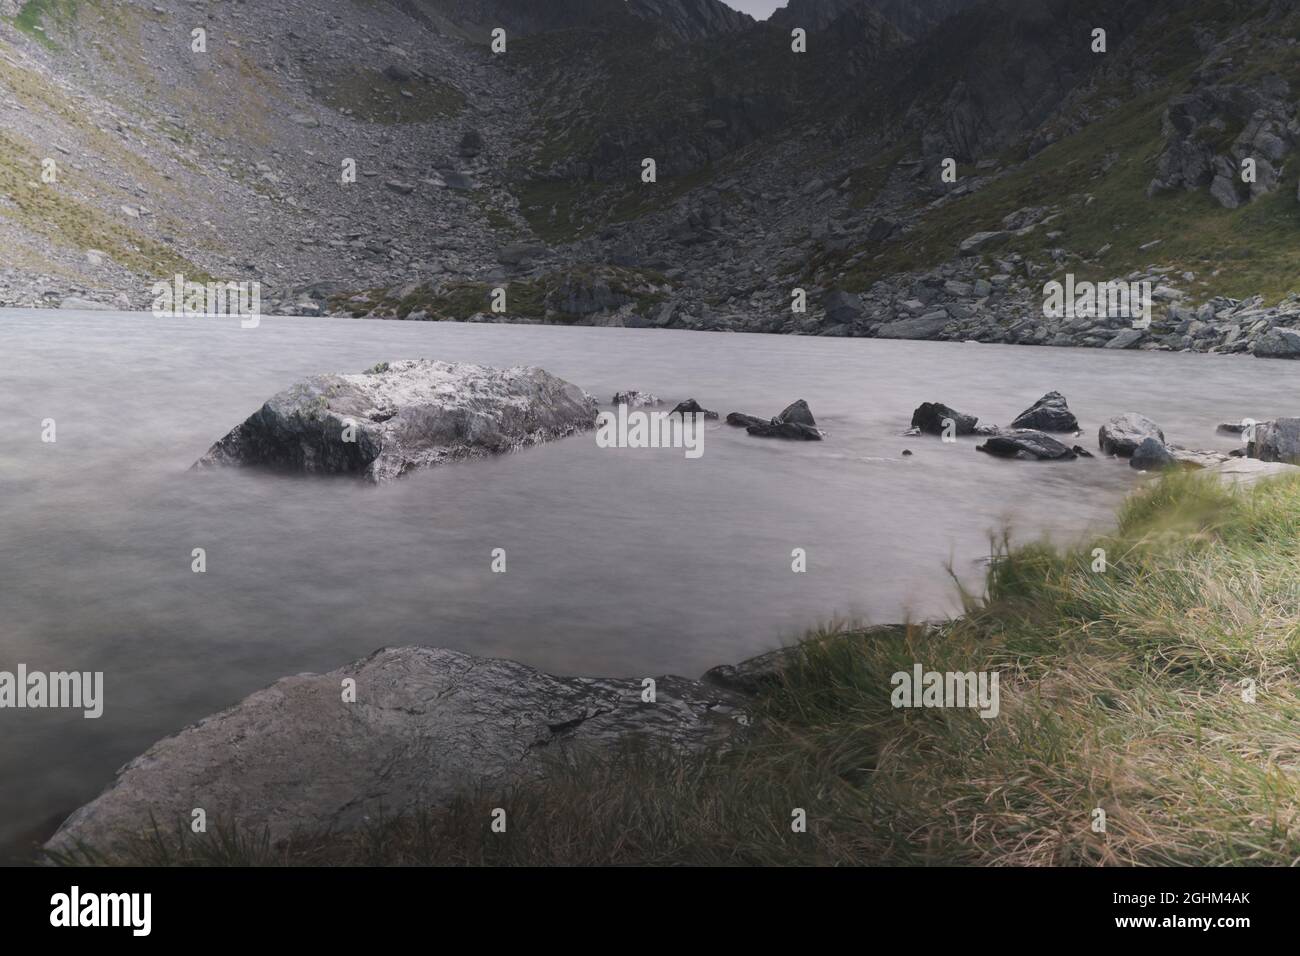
[1248,417,1300,463]
[194,360,597,483]
[911,402,978,436]
[1010,391,1079,432]
[977,430,1078,460]
[44,647,747,857]
[1098,413,1165,457]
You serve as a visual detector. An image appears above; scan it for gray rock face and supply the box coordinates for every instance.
[876,309,951,339]
[1009,391,1078,432]
[1104,329,1145,350]
[1248,418,1300,464]
[1207,458,1300,487]
[911,401,978,436]
[1254,328,1300,358]
[1099,413,1165,457]
[1130,436,1177,470]
[194,360,598,483]
[43,647,748,857]
[957,231,1009,255]
[823,289,865,325]
[976,429,1078,460]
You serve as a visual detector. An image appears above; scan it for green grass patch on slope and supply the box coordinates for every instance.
[50,470,1300,866]
[11,0,79,49]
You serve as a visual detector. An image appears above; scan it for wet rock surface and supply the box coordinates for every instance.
[977,429,1079,461]
[1010,391,1079,432]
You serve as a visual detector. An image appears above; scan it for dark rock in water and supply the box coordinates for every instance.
[1130,437,1177,470]
[612,390,663,408]
[670,399,719,420]
[1071,445,1095,458]
[901,449,913,456]
[193,360,597,483]
[1248,417,1300,463]
[911,402,979,436]
[742,399,823,439]
[747,421,823,440]
[1217,421,1252,435]
[726,412,767,428]
[1098,413,1165,457]
[776,399,816,427]
[977,429,1078,461]
[44,647,748,856]
[382,64,413,83]
[1010,391,1079,432]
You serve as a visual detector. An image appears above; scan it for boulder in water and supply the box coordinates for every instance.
[1098,413,1165,457]
[194,360,597,483]
[911,402,979,436]
[1010,391,1079,432]
[977,429,1078,461]
[670,399,720,420]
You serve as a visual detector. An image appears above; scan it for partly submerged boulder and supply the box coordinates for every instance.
[746,399,823,440]
[194,360,597,483]
[1010,391,1079,432]
[725,412,767,428]
[976,429,1078,460]
[669,399,720,420]
[911,402,979,436]
[1098,413,1165,457]
[44,647,748,858]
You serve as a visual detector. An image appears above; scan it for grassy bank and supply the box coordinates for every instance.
[56,471,1300,866]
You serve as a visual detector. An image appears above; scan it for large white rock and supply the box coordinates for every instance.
[194,360,598,482]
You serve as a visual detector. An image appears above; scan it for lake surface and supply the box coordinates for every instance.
[0,309,1287,856]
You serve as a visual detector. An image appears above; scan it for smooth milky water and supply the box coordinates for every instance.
[0,309,1289,853]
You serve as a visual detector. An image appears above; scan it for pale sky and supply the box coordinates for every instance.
[721,0,785,19]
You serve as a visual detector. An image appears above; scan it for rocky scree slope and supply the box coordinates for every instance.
[3,0,1300,357]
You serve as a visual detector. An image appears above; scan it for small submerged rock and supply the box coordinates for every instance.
[669,399,720,420]
[977,429,1079,461]
[612,390,664,408]
[194,360,597,483]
